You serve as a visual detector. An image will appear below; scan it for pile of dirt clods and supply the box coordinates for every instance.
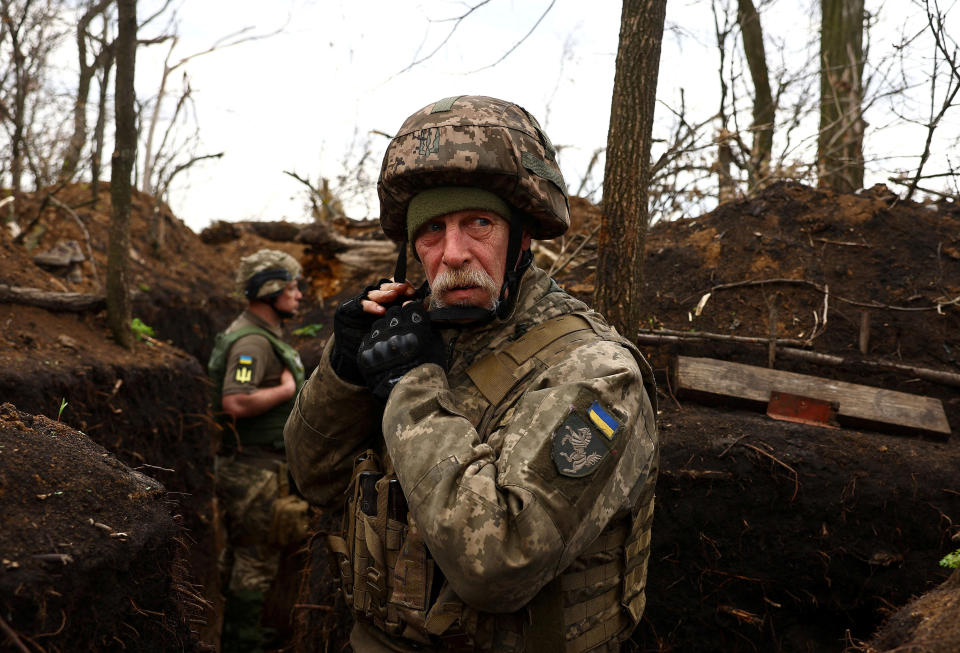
[0,179,958,653]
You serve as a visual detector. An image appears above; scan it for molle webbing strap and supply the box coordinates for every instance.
[623,474,656,623]
[567,607,632,653]
[522,152,566,192]
[466,314,593,406]
[431,96,464,113]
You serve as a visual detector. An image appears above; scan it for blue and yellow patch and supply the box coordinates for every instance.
[235,355,254,383]
[551,400,622,478]
[588,401,620,439]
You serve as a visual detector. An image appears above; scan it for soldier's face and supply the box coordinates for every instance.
[273,279,302,315]
[414,210,529,309]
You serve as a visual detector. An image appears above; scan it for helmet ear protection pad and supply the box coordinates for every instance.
[244,268,292,300]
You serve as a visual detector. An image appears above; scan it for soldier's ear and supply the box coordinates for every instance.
[521,232,532,250]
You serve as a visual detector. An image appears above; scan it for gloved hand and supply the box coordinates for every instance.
[331,279,398,383]
[357,303,446,401]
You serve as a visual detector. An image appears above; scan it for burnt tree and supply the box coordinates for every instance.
[595,0,667,337]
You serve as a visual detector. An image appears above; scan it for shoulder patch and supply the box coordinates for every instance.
[587,401,620,439]
[552,406,616,478]
[235,355,255,383]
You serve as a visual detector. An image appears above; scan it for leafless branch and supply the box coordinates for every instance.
[904,0,960,199]
[393,0,493,76]
[468,0,556,72]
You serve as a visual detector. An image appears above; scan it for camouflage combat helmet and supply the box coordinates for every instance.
[236,249,302,301]
[377,95,570,243]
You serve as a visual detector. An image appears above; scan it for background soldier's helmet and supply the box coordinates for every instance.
[377,95,570,243]
[236,249,302,300]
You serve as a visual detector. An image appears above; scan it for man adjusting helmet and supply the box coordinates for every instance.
[285,96,660,652]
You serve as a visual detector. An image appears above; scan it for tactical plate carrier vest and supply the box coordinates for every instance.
[329,313,658,652]
[207,325,305,448]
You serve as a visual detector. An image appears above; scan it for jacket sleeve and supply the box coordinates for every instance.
[382,338,658,613]
[284,336,381,506]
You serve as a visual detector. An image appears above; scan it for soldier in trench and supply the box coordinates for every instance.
[284,96,660,652]
[208,249,309,649]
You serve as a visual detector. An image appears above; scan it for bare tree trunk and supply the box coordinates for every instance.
[3,4,28,194]
[595,0,667,337]
[737,0,774,190]
[91,43,114,206]
[717,129,737,202]
[61,0,113,181]
[107,0,137,350]
[818,0,865,193]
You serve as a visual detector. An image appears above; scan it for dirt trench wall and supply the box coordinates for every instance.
[0,356,221,647]
[133,290,242,364]
[632,405,959,653]
[0,405,198,651]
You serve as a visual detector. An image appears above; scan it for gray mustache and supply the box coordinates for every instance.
[430,267,499,308]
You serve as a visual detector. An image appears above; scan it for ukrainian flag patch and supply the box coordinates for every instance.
[235,355,254,383]
[588,401,619,440]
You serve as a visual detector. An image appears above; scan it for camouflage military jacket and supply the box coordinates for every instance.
[284,264,659,646]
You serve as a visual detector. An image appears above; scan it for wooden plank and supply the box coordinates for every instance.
[674,356,951,437]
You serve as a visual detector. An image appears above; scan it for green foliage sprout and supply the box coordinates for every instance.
[293,323,324,337]
[941,548,960,569]
[57,398,68,422]
[131,318,155,341]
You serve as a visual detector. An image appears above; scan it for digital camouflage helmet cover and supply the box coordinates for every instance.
[377,95,570,243]
[236,249,302,301]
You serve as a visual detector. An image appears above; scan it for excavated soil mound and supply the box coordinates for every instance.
[0,404,197,651]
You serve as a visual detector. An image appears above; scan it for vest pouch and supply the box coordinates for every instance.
[354,471,385,619]
[388,515,435,635]
[336,451,383,615]
[382,479,408,634]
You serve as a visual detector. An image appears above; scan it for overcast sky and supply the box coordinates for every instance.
[131,0,956,233]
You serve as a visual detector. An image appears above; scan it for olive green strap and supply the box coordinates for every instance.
[466,314,593,405]
[431,95,464,113]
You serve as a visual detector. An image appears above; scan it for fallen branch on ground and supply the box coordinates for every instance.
[635,330,960,387]
[637,327,809,348]
[0,285,105,312]
[697,278,958,313]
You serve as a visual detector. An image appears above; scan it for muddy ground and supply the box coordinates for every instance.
[0,181,958,651]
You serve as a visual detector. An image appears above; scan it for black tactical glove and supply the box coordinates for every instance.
[331,279,401,384]
[357,303,446,402]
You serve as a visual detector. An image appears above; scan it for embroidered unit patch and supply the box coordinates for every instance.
[552,410,611,478]
[588,401,619,439]
[235,356,254,383]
